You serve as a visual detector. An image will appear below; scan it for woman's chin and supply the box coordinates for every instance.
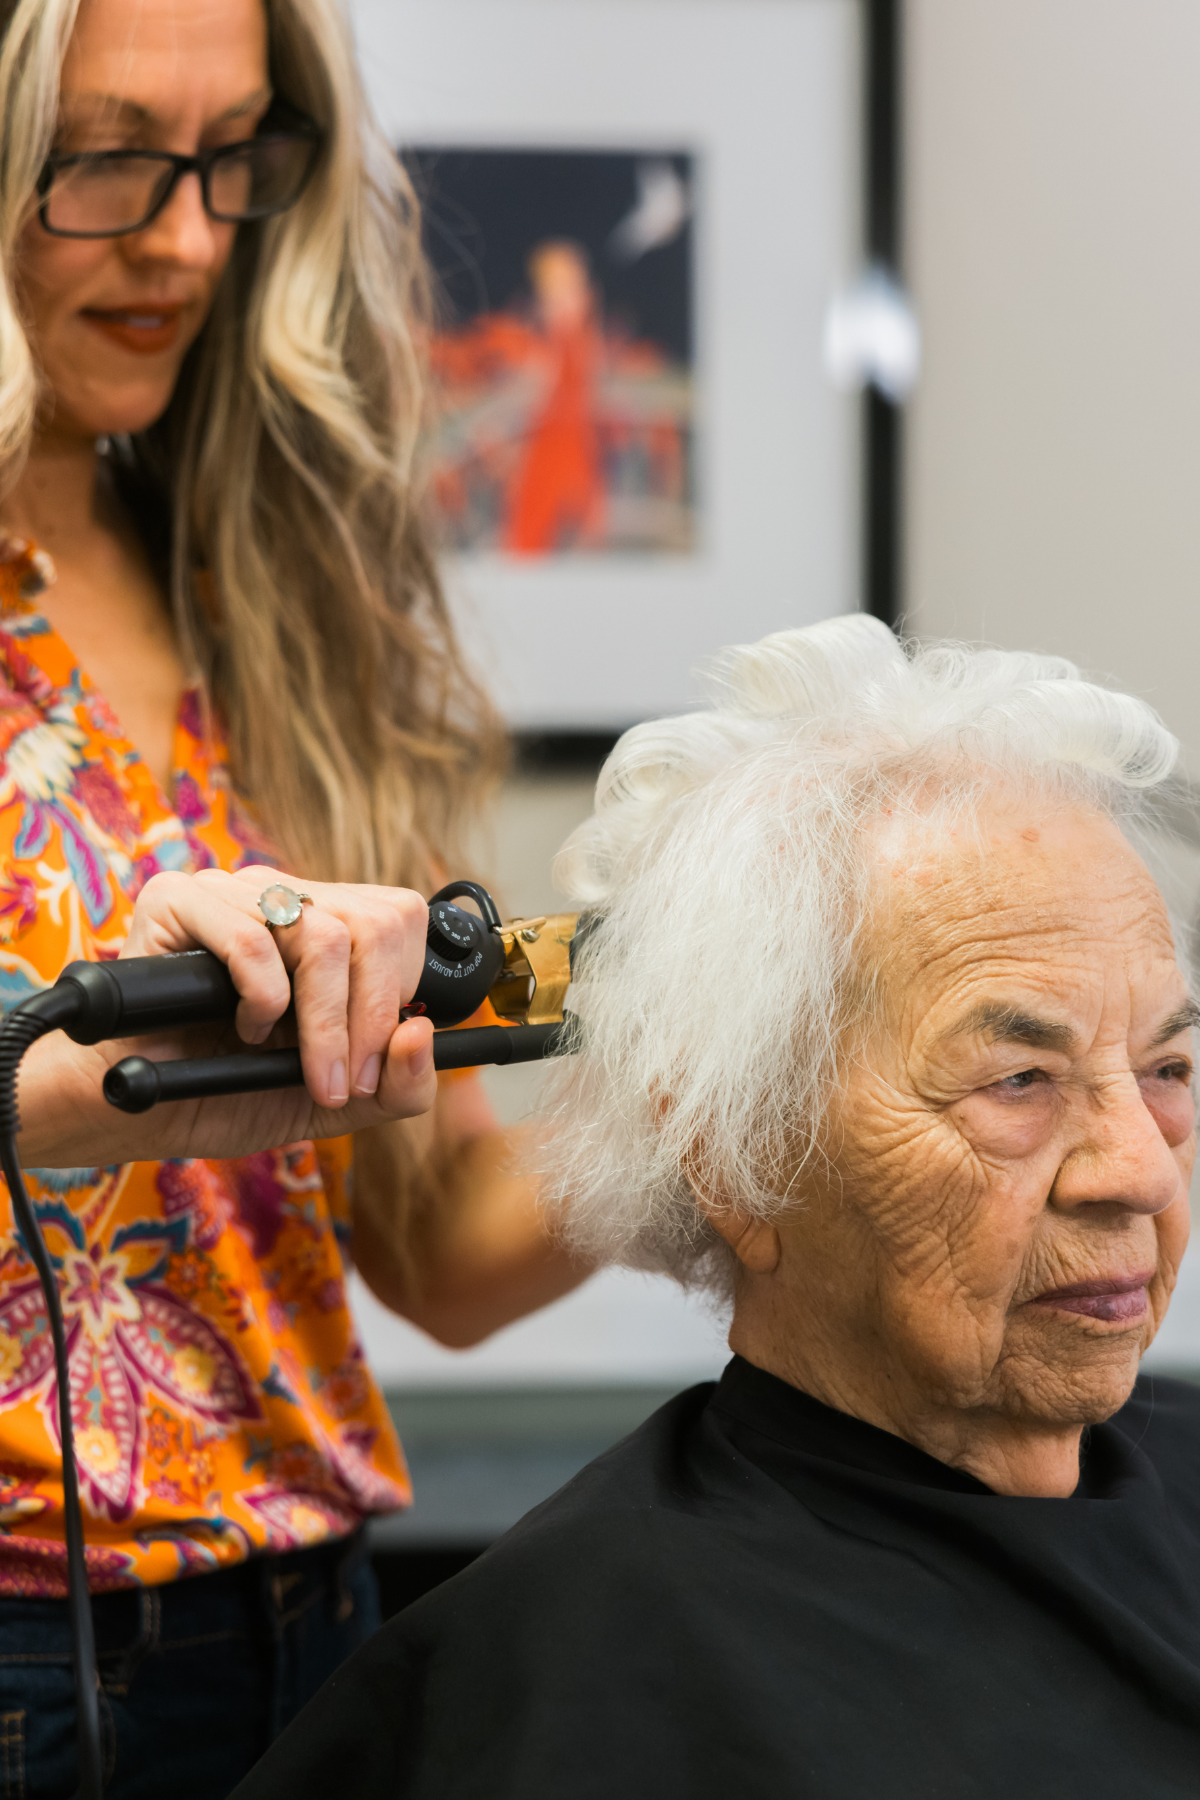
[38,361,183,443]
[999,1308,1152,1423]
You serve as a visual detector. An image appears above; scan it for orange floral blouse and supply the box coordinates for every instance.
[0,536,411,1596]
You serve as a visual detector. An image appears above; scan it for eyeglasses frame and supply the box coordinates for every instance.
[35,105,324,241]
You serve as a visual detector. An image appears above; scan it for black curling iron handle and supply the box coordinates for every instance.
[58,893,507,1049]
[58,949,238,1046]
[432,1022,566,1069]
[103,1022,570,1114]
[104,1048,306,1113]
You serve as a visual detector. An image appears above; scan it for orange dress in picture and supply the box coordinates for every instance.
[503,308,606,553]
[0,536,411,1596]
[431,241,613,554]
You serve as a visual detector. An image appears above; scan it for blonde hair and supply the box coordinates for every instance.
[0,0,502,888]
[540,616,1183,1296]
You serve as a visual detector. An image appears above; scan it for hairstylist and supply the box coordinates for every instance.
[0,0,583,1793]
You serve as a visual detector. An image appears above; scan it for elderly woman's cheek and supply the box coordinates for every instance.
[1137,1077,1196,1151]
[948,1089,1059,1164]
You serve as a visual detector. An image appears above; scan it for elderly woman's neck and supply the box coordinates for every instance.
[727,1308,1091,1500]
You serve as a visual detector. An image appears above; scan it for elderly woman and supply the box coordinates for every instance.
[231,616,1200,1799]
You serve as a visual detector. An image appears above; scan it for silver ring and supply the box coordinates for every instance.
[258,882,314,929]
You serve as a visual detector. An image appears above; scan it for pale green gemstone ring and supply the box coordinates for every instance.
[258,882,314,929]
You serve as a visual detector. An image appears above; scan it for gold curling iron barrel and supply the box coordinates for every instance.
[98,881,583,1113]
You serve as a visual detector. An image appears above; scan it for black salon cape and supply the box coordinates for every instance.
[231,1357,1200,1800]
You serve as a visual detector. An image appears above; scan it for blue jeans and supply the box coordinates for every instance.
[0,1530,380,1800]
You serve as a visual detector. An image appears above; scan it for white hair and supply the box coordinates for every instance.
[538,615,1183,1298]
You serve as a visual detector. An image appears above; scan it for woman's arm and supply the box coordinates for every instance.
[352,1075,591,1347]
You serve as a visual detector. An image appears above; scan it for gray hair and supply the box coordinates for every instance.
[538,615,1182,1297]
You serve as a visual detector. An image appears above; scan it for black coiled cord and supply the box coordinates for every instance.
[0,992,103,1800]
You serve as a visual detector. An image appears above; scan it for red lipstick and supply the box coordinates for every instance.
[1030,1274,1152,1323]
[81,307,183,355]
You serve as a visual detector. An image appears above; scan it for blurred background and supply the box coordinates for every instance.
[344,0,1200,1611]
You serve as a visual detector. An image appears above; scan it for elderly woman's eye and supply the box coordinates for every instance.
[991,1068,1047,1094]
[1150,1060,1193,1085]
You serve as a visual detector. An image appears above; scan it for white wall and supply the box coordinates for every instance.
[906,0,1200,760]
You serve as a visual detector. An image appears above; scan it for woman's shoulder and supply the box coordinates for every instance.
[356,1374,800,1676]
[393,1381,730,1628]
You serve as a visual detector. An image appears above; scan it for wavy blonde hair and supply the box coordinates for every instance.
[0,0,502,890]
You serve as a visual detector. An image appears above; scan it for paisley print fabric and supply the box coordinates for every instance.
[0,536,410,1595]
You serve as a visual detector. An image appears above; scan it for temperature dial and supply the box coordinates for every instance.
[411,887,506,1028]
[426,902,481,963]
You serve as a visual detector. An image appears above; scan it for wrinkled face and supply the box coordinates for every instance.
[14,0,270,441]
[798,802,1196,1432]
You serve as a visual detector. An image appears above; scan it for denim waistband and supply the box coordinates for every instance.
[0,1525,371,1665]
[0,1526,381,1791]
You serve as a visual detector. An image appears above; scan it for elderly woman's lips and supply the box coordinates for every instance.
[1031,1276,1152,1323]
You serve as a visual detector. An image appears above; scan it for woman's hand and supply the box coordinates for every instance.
[16,864,439,1169]
[123,865,433,1109]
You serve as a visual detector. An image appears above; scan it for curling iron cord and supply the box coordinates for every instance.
[0,989,104,1800]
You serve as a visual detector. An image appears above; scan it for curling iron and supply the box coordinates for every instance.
[0,882,582,1799]
[92,881,583,1111]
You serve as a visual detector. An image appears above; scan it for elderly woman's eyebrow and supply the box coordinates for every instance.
[943,1000,1200,1054]
[1151,1002,1200,1046]
[942,1004,1076,1052]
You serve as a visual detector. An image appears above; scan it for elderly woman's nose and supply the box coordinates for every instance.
[1051,1078,1184,1215]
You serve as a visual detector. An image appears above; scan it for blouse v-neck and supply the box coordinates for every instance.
[0,531,277,891]
[0,534,194,820]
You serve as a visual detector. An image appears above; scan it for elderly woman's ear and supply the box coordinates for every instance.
[652,1080,781,1275]
[687,1176,782,1275]
[710,1210,782,1274]
[663,1077,784,1273]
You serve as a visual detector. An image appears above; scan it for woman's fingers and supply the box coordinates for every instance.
[226,868,430,1106]
[286,905,353,1106]
[359,1016,437,1120]
[344,889,426,1096]
[122,869,292,1044]
[123,864,436,1116]
[294,1015,434,1144]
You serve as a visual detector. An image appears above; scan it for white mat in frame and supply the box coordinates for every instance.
[349,0,863,730]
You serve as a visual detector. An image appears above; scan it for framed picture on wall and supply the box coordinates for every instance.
[350,0,861,731]
[413,147,695,561]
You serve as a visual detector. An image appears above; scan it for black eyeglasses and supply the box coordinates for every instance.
[36,101,323,240]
